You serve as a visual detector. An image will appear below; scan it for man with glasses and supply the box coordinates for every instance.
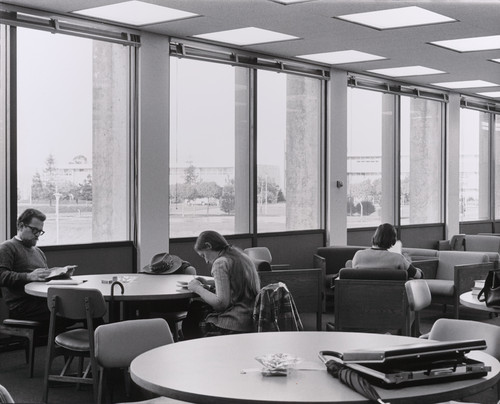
[0,209,55,322]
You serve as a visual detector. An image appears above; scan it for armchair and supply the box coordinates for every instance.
[244,247,290,270]
[416,251,495,318]
[333,268,410,335]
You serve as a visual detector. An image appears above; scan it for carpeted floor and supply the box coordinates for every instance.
[1,304,499,404]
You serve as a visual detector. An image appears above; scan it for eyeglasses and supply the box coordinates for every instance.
[26,225,45,237]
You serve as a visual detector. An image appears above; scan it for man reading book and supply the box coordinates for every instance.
[0,208,75,325]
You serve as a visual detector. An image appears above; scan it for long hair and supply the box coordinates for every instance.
[371,223,397,249]
[195,230,260,301]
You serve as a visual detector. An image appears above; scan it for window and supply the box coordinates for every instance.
[169,58,250,237]
[400,96,442,224]
[347,88,394,228]
[257,71,322,232]
[16,28,133,245]
[459,108,490,221]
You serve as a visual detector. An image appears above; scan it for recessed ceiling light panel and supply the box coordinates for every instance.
[269,0,315,4]
[193,27,299,46]
[490,59,500,64]
[297,50,386,64]
[72,1,198,26]
[336,6,456,30]
[477,91,500,98]
[432,80,499,89]
[431,35,500,52]
[367,66,446,77]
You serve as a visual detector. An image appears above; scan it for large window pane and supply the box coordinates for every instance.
[459,108,490,221]
[17,28,131,245]
[400,97,442,225]
[347,88,394,228]
[169,58,250,237]
[257,71,322,232]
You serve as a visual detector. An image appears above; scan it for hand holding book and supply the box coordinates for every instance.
[45,265,78,281]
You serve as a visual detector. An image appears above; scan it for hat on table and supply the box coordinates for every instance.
[142,253,183,274]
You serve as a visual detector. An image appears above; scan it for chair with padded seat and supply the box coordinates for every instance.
[0,288,41,378]
[244,247,291,270]
[333,268,410,335]
[405,279,432,337]
[421,318,500,402]
[94,318,174,404]
[0,384,14,404]
[421,318,500,360]
[43,287,107,404]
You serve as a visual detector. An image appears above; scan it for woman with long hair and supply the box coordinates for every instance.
[183,230,260,339]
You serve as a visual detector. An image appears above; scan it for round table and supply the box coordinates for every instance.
[25,273,201,301]
[460,291,500,314]
[130,331,500,404]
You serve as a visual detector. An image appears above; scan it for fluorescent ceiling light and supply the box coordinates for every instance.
[296,50,385,64]
[432,80,499,89]
[477,91,500,98]
[336,6,455,30]
[490,59,500,64]
[193,27,298,46]
[367,66,446,77]
[269,0,314,4]
[431,35,500,52]
[72,1,198,26]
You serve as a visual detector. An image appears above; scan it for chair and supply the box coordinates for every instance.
[253,282,303,332]
[94,318,174,404]
[244,247,291,270]
[421,318,500,402]
[416,251,494,318]
[421,318,500,360]
[43,287,107,404]
[333,268,410,335]
[258,268,322,330]
[0,289,41,378]
[0,385,14,404]
[405,279,432,337]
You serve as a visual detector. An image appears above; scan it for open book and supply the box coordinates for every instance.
[45,265,77,281]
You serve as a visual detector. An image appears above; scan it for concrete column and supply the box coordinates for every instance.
[138,33,170,268]
[92,41,128,242]
[285,75,321,230]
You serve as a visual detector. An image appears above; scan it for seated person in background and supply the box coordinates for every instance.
[352,223,423,279]
[0,208,75,324]
[183,230,261,339]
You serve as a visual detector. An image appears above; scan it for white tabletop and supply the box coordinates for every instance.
[25,273,203,301]
[460,291,500,313]
[130,331,500,404]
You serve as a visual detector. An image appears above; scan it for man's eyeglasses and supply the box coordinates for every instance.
[26,225,45,236]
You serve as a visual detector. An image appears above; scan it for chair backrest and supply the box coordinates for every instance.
[253,282,303,332]
[436,251,490,280]
[245,247,273,263]
[339,268,408,280]
[94,318,173,369]
[405,279,432,311]
[428,318,500,360]
[47,287,107,320]
[0,384,14,404]
[334,269,409,334]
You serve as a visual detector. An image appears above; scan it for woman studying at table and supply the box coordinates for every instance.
[183,230,260,339]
